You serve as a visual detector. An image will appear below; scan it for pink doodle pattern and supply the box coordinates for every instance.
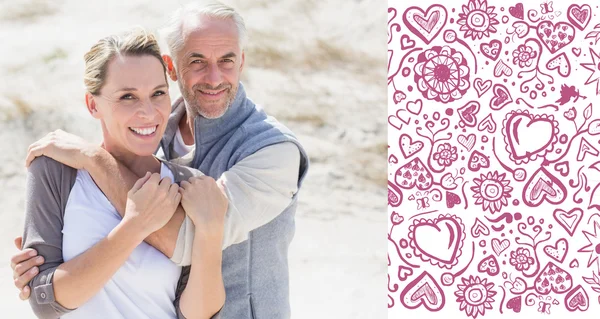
[389,0,600,317]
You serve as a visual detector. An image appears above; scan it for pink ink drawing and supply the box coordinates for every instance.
[546,53,571,78]
[534,262,573,295]
[536,21,575,54]
[544,238,569,263]
[480,39,502,61]
[567,4,592,31]
[473,78,492,97]
[413,46,471,103]
[454,275,497,318]
[553,208,583,237]
[489,84,513,110]
[564,285,590,311]
[400,134,424,158]
[502,110,559,165]
[408,214,466,269]
[471,171,513,214]
[556,84,587,105]
[400,271,446,311]
[457,0,499,40]
[402,5,448,45]
[578,221,600,273]
[457,101,480,127]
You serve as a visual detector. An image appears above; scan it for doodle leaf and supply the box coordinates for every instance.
[593,287,600,293]
[583,276,596,285]
[594,271,600,284]
[586,31,599,39]
[585,104,593,120]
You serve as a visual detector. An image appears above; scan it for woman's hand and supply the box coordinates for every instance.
[180,176,228,237]
[124,172,181,237]
[25,129,100,169]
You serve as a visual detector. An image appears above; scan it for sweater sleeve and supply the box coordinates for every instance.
[21,156,77,319]
[169,142,300,266]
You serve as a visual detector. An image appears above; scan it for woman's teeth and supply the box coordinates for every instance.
[129,126,157,136]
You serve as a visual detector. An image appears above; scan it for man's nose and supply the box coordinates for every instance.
[204,64,223,88]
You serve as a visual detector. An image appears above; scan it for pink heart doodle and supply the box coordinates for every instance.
[536,21,575,54]
[388,109,411,130]
[552,208,583,237]
[477,114,496,133]
[400,271,445,311]
[399,134,423,158]
[506,296,522,313]
[402,5,447,45]
[406,99,422,115]
[534,262,573,295]
[457,134,476,151]
[398,265,413,281]
[565,285,589,312]
[408,214,465,268]
[395,158,433,190]
[567,4,592,31]
[480,39,502,61]
[468,150,490,172]
[388,180,403,207]
[471,218,490,238]
[569,259,579,268]
[502,110,559,164]
[546,53,571,77]
[489,84,512,110]
[445,191,461,208]
[388,154,399,164]
[572,47,582,57]
[474,78,492,97]
[554,161,570,177]
[508,3,524,20]
[544,238,568,263]
[400,34,416,50]
[494,60,513,77]
[522,167,567,207]
[457,101,480,127]
[491,238,510,256]
[477,254,499,276]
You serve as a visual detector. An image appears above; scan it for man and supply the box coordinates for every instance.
[10,2,309,318]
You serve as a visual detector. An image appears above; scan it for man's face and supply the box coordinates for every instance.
[173,17,244,119]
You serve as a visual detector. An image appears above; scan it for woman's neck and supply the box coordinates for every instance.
[102,143,161,177]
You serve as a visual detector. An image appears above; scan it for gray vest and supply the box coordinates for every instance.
[159,83,309,318]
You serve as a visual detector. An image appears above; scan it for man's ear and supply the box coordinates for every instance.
[163,55,178,81]
[85,93,101,119]
[239,50,245,73]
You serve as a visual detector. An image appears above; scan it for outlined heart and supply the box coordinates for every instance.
[402,5,448,45]
[398,265,413,281]
[546,53,571,77]
[523,167,567,207]
[503,110,559,165]
[400,34,416,50]
[567,4,592,31]
[388,109,411,130]
[492,238,510,256]
[536,21,575,54]
[457,101,480,127]
[399,134,424,158]
[471,218,490,238]
[544,238,568,263]
[554,161,570,177]
[400,271,446,311]
[457,134,476,151]
[489,84,513,110]
[406,99,422,115]
[553,208,583,237]
[480,40,502,61]
[565,285,589,311]
[572,47,582,57]
[477,254,499,276]
[474,78,492,97]
[478,114,497,133]
[411,215,464,266]
[388,154,398,164]
[468,150,490,172]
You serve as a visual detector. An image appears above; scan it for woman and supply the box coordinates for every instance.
[20,27,224,319]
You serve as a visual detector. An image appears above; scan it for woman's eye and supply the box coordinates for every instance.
[153,90,166,97]
[120,94,134,100]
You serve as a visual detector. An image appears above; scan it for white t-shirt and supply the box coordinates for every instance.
[173,127,194,158]
[61,163,181,319]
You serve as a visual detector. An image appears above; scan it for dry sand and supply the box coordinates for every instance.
[0,0,386,317]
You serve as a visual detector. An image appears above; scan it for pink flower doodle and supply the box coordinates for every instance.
[470,171,513,214]
[457,0,499,40]
[512,44,538,68]
[454,275,497,318]
[413,45,471,103]
[509,247,535,271]
[433,143,458,167]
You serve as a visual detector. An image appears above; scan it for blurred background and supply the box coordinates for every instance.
[0,0,386,318]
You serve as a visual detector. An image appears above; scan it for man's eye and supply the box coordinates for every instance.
[222,59,234,63]
[191,60,202,64]
[120,94,134,100]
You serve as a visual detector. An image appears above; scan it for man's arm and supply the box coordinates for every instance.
[86,148,184,258]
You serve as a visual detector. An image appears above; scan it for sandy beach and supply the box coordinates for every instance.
[0,0,386,317]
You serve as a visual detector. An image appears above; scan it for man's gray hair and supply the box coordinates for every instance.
[160,1,247,63]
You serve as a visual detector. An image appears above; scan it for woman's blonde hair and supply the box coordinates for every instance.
[83,27,166,95]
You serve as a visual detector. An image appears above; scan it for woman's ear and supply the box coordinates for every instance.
[162,54,178,81]
[85,93,101,119]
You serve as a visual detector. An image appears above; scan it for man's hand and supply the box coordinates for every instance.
[25,129,99,169]
[11,236,44,300]
[124,173,182,237]
[180,176,228,236]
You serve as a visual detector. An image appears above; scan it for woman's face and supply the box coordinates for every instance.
[90,55,171,157]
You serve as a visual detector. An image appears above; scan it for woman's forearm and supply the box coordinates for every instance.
[52,219,146,309]
[179,234,226,319]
